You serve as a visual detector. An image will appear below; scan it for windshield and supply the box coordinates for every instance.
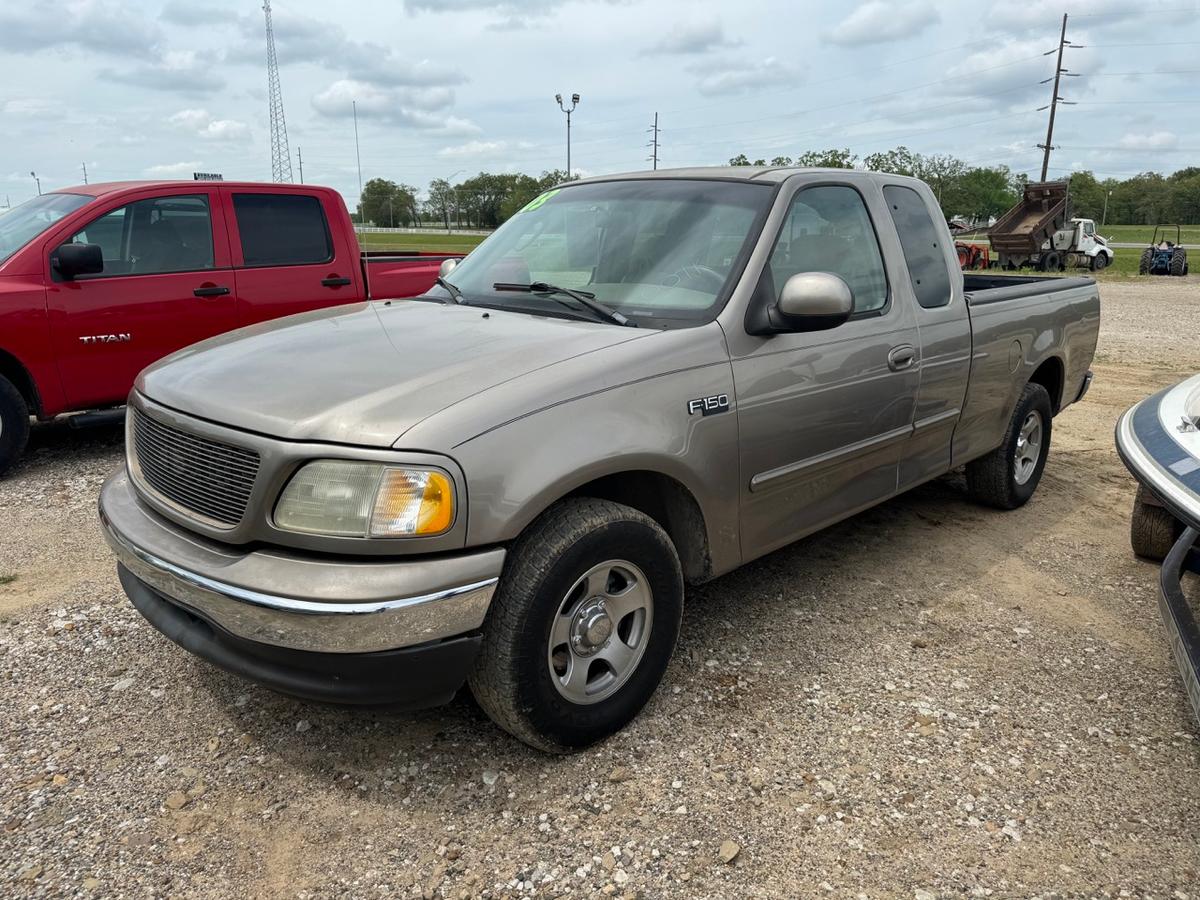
[0,193,94,264]
[442,179,774,327]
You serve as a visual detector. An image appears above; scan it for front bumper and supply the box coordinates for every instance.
[99,469,506,706]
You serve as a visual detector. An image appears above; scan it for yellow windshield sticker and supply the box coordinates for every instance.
[518,189,561,214]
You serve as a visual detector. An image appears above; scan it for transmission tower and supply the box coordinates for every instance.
[263,0,293,183]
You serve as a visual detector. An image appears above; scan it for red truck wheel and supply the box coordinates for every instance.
[0,376,31,476]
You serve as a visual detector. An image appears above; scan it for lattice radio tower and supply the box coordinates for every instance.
[263,0,293,183]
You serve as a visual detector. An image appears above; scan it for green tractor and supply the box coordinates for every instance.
[1139,225,1189,276]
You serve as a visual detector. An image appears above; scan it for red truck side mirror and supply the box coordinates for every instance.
[51,242,104,280]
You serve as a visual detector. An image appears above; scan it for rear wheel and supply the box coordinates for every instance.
[1139,247,1153,275]
[469,498,684,752]
[1130,486,1179,561]
[1170,248,1187,276]
[966,382,1053,510]
[1040,251,1061,272]
[0,376,31,477]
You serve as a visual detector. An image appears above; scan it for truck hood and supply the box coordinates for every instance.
[137,301,654,447]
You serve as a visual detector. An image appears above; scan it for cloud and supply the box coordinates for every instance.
[232,10,466,89]
[438,139,535,157]
[2,98,55,118]
[826,1,939,46]
[104,50,226,96]
[693,57,794,96]
[168,109,252,143]
[0,0,162,57]
[1117,131,1179,151]
[983,0,1136,34]
[159,1,239,26]
[144,161,204,177]
[311,80,480,134]
[646,20,739,55]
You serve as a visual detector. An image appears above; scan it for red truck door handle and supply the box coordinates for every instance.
[322,276,352,287]
[193,285,230,297]
[887,344,917,371]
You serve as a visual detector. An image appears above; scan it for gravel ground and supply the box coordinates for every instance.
[2,277,1199,899]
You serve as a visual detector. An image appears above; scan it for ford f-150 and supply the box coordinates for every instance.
[97,167,1101,751]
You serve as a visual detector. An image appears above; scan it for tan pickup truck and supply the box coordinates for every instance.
[99,167,1100,751]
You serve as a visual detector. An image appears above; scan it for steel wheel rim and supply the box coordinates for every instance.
[1013,410,1043,485]
[547,559,653,705]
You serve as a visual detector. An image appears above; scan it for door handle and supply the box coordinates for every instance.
[193,285,230,297]
[321,276,353,287]
[887,344,917,371]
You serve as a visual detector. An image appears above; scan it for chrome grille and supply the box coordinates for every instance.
[131,408,260,527]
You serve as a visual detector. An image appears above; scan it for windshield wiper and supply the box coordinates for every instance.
[435,276,468,305]
[493,281,636,327]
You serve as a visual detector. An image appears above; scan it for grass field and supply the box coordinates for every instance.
[1095,224,1200,244]
[358,231,488,254]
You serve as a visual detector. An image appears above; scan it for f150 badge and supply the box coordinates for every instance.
[687,394,730,417]
[79,333,131,345]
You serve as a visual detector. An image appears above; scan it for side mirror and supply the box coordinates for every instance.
[756,272,853,333]
[51,242,104,280]
[438,257,459,278]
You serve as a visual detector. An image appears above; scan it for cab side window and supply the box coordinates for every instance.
[882,185,952,309]
[767,185,888,314]
[67,195,214,278]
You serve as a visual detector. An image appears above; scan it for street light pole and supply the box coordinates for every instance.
[1102,190,1112,228]
[555,93,580,177]
[30,171,41,195]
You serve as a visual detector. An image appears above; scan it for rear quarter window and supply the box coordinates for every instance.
[882,185,953,310]
[233,193,333,266]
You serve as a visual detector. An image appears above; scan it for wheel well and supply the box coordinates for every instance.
[565,471,713,584]
[0,349,41,418]
[1029,357,1065,413]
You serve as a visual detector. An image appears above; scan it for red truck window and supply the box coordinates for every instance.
[68,194,215,278]
[232,193,333,267]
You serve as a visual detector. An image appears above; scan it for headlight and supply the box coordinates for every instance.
[274,461,454,538]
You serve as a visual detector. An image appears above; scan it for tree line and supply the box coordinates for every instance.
[354,148,1199,230]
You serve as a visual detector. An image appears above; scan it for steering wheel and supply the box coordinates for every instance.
[661,264,725,292]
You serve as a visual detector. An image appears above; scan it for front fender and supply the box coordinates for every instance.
[451,361,742,577]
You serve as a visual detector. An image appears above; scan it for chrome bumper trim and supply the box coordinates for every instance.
[99,471,502,654]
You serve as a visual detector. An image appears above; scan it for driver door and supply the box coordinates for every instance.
[45,188,234,409]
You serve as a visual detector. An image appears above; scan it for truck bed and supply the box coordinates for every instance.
[963,273,1095,305]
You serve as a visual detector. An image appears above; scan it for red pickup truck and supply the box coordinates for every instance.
[0,180,460,473]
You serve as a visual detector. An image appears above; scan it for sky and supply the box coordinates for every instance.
[1,0,1198,210]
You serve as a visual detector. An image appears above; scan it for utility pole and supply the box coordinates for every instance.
[296,147,304,183]
[555,93,580,176]
[353,100,363,225]
[81,162,88,185]
[1037,13,1081,182]
[646,112,660,170]
[1102,189,1112,228]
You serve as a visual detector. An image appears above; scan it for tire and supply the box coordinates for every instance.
[1130,486,1179,561]
[1139,247,1153,275]
[469,497,684,753]
[1170,248,1187,277]
[1040,251,1061,272]
[0,376,31,477]
[1091,253,1109,271]
[966,382,1053,510]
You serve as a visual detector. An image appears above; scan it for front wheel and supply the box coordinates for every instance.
[966,382,1053,509]
[469,498,683,752]
[1091,253,1109,271]
[0,376,31,477]
[1130,485,1179,561]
